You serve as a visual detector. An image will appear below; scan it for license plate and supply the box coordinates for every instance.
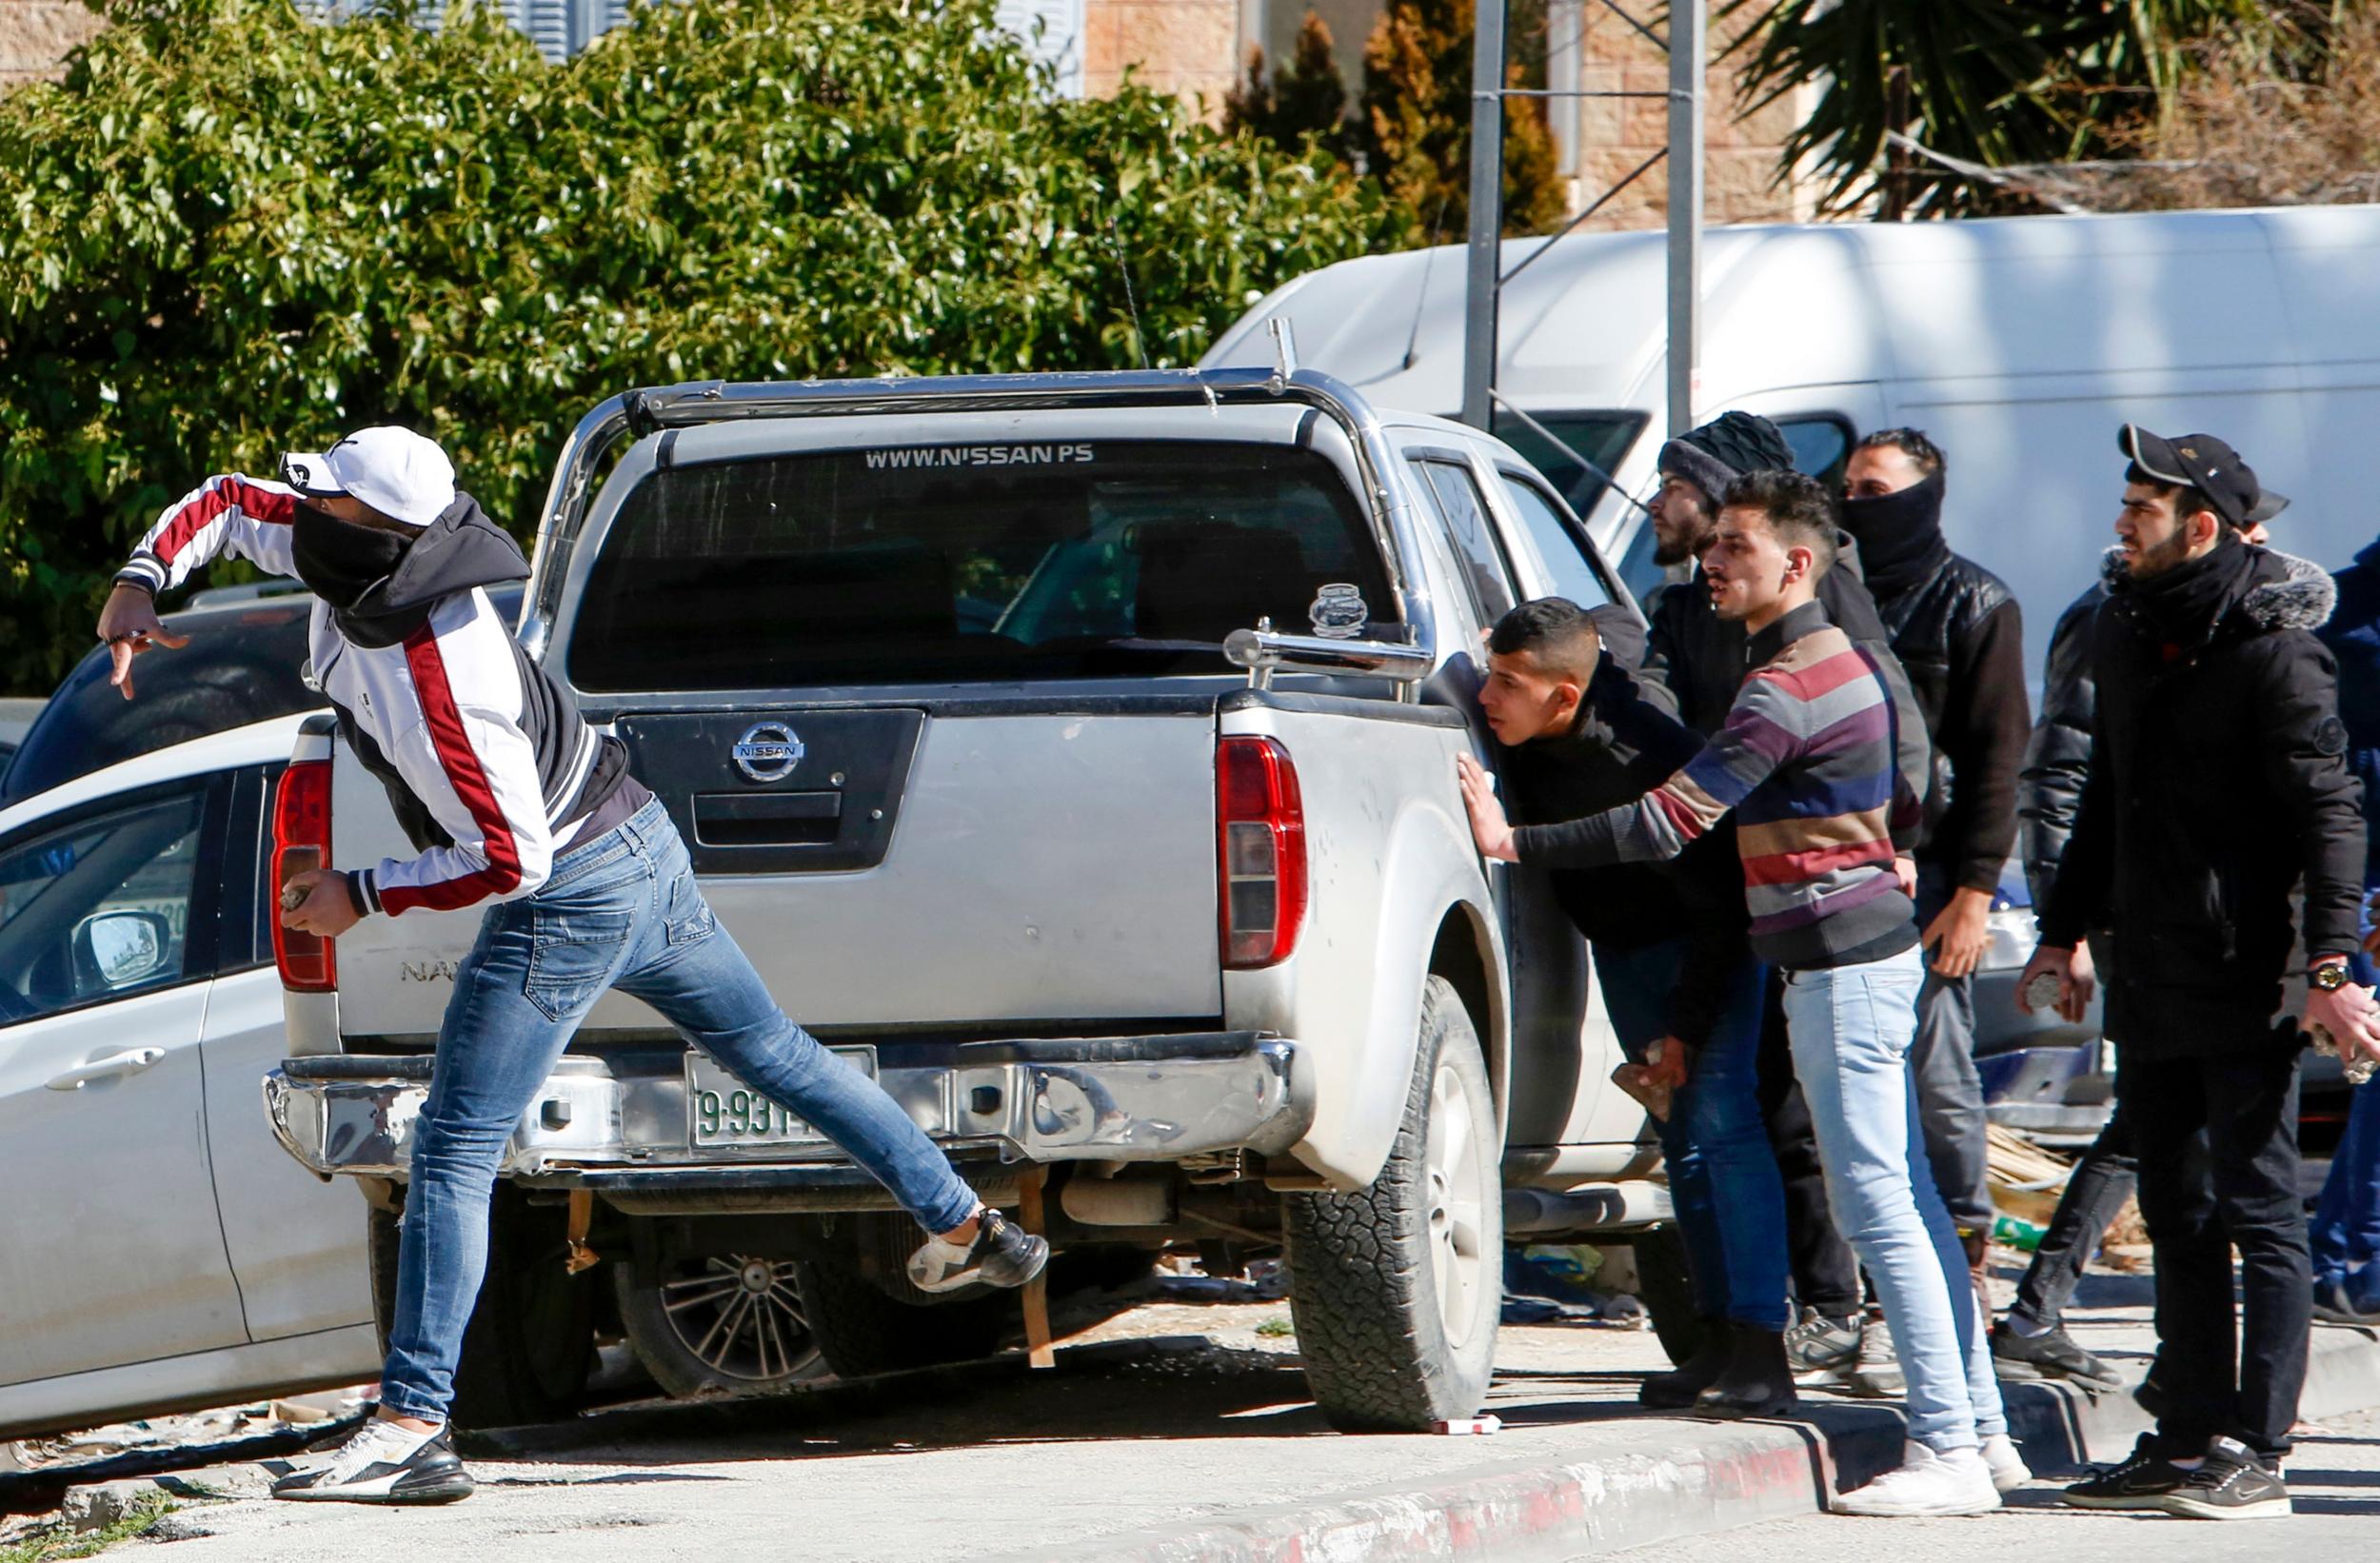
[685,1048,878,1149]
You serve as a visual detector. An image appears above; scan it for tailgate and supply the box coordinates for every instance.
[327,705,1224,1035]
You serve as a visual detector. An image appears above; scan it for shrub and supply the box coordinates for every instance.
[0,0,1411,690]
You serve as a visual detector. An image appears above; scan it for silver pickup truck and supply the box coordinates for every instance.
[263,363,1680,1432]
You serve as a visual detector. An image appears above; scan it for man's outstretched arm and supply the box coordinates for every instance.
[98,474,306,699]
[1458,677,1795,869]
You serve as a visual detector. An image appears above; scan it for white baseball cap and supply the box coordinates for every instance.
[279,427,457,528]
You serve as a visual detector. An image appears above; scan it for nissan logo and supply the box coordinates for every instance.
[731,722,804,783]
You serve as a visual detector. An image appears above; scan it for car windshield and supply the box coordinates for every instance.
[1491,410,1646,519]
[0,584,525,807]
[567,441,1398,692]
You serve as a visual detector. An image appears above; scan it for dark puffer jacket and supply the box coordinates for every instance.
[2016,579,2108,910]
[2319,537,2380,883]
[2038,544,2363,1054]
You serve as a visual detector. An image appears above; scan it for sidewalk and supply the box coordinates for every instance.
[22,1270,2380,1563]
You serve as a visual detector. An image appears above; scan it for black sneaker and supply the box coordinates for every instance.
[1991,1319,2122,1387]
[1784,1307,1861,1381]
[2061,1434,2190,1510]
[269,1419,472,1504]
[2158,1437,2292,1520]
[907,1208,1050,1294]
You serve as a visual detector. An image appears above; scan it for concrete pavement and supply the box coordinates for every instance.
[49,1260,2380,1563]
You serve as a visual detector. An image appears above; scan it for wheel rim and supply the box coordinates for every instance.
[1424,1059,1488,1349]
[657,1255,816,1383]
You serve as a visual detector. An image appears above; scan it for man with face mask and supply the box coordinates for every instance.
[95,430,1046,1505]
[2020,426,2378,1518]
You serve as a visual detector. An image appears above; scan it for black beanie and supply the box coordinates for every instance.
[1656,410,1796,502]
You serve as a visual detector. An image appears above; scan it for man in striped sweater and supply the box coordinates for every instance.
[1458,469,2023,1516]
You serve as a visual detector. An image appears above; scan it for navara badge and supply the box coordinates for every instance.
[731,722,804,782]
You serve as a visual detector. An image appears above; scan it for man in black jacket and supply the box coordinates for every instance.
[1634,411,1930,1380]
[2022,425,2378,1519]
[1995,494,2281,1387]
[1477,599,1788,1414]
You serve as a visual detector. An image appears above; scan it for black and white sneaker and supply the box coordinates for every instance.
[2158,1437,2292,1520]
[1990,1320,2122,1388]
[2062,1433,2191,1510]
[907,1209,1050,1294]
[269,1418,473,1505]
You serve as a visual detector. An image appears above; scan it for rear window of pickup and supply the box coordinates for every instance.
[569,441,1398,691]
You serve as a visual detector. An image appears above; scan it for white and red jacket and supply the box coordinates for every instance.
[119,474,633,917]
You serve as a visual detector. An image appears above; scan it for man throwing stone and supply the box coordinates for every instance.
[97,429,1047,1504]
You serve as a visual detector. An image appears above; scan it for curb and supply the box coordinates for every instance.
[1010,1324,2380,1563]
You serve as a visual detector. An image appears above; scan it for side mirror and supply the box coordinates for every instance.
[75,909,175,990]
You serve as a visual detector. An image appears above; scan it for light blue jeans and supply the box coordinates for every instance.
[380,798,981,1421]
[1780,945,2007,1453]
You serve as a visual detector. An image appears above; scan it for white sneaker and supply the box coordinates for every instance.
[1982,1432,2033,1492]
[1835,1440,2002,1517]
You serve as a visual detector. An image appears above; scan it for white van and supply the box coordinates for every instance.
[1202,206,2380,672]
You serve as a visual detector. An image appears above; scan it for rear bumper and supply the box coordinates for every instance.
[263,1032,1312,1188]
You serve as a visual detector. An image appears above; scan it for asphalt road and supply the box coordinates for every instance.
[1614,1407,2380,1562]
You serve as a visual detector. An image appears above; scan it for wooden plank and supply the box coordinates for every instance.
[1019,1170,1056,1370]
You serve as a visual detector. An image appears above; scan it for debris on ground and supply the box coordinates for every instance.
[0,1389,374,1522]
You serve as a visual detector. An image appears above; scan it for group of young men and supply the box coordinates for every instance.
[1456,412,2380,1519]
[93,406,2380,1522]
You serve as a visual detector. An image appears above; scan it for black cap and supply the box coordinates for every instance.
[2119,425,2287,529]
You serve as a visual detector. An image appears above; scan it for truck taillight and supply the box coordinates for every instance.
[270,760,336,994]
[1218,737,1307,970]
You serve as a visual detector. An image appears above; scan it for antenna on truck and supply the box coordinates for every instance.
[1268,317,1300,394]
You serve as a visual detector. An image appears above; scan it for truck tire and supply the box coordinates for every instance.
[1285,975,1503,1433]
[794,1252,1011,1377]
[613,1254,825,1399]
[366,1195,598,1431]
[1628,1225,1707,1366]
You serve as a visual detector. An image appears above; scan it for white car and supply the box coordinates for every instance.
[0,712,377,1438]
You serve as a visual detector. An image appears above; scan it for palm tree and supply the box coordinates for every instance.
[1722,0,2283,218]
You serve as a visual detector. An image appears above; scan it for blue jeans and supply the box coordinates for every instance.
[1597,939,1790,1331]
[2311,895,2380,1296]
[1781,946,2006,1453]
[380,799,980,1421]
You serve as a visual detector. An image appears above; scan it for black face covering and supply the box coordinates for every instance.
[291,502,411,609]
[1837,468,1952,609]
[2127,528,2254,646]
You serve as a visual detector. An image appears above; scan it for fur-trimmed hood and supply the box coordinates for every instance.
[2098,543,2336,633]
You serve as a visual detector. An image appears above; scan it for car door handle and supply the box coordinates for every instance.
[46,1047,167,1091]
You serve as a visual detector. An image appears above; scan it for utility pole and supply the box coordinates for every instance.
[1457,0,1705,443]
[1458,0,1507,431]
[1666,0,1703,435]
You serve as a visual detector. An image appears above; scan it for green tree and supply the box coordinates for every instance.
[0,0,1411,692]
[1723,0,2278,217]
[1224,10,1359,166]
[1360,0,1567,240]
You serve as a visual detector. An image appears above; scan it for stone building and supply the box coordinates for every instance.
[1,0,1819,227]
[0,0,101,90]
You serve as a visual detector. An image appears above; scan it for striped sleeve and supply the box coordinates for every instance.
[359,612,555,917]
[1516,678,1801,870]
[116,474,301,593]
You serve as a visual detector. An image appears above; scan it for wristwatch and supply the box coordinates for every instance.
[2311,960,2353,993]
